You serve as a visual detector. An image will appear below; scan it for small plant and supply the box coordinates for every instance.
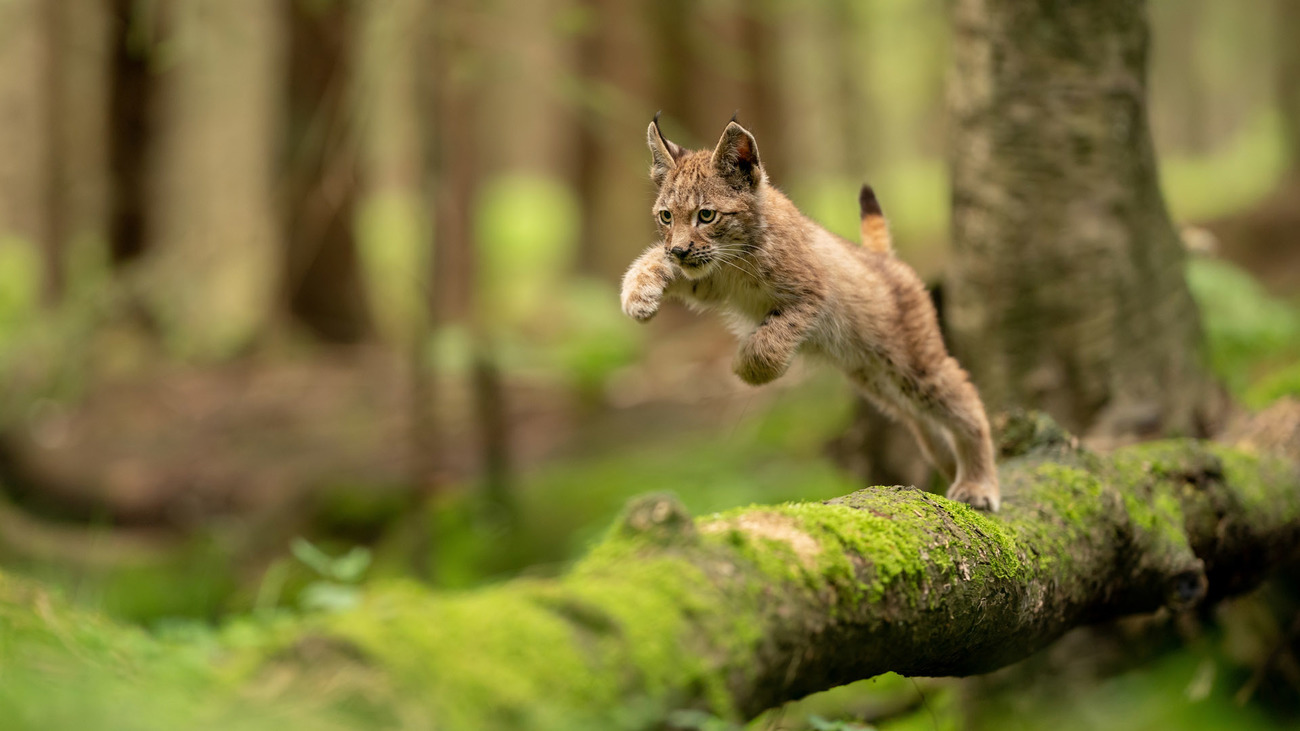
[290,537,372,613]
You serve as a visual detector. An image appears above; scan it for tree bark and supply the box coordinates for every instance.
[945,0,1221,443]
[4,409,1300,729]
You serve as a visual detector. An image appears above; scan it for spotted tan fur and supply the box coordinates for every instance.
[621,118,1000,511]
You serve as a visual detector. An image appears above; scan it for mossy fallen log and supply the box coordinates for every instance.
[3,411,1299,730]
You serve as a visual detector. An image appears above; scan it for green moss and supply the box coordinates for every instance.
[1109,439,1300,523]
[1209,445,1300,521]
[997,461,1113,580]
[0,574,358,731]
[701,488,1028,613]
[322,580,625,729]
[712,519,816,595]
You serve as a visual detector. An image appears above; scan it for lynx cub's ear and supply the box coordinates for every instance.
[711,121,762,190]
[647,112,685,187]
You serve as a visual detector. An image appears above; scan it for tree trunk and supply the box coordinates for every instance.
[148,0,281,358]
[738,0,790,180]
[105,0,158,269]
[568,0,654,280]
[39,0,68,304]
[0,1,48,257]
[282,0,372,343]
[423,0,515,533]
[827,0,872,178]
[428,3,478,328]
[571,0,607,278]
[945,0,1221,443]
[1148,0,1210,156]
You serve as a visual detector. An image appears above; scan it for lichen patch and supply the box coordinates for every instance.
[703,511,822,568]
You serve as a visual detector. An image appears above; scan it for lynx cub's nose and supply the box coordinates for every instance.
[670,246,689,261]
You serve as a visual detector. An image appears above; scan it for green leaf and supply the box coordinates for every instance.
[290,537,335,578]
[329,547,372,583]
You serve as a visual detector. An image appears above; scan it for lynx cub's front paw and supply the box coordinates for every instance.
[620,257,670,323]
[621,279,663,322]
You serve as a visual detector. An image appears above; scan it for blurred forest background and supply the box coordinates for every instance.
[1,0,1300,728]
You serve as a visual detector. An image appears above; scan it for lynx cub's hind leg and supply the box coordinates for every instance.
[929,360,1000,512]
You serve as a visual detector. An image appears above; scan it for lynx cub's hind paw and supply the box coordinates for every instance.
[947,479,1001,512]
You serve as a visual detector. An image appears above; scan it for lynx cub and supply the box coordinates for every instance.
[620,116,1000,511]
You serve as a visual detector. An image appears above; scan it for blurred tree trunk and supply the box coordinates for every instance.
[945,0,1222,444]
[775,0,835,180]
[428,1,514,524]
[429,13,478,330]
[0,1,48,268]
[407,0,443,581]
[1149,0,1209,156]
[739,0,789,179]
[2,0,107,305]
[646,0,692,134]
[355,0,427,344]
[149,0,281,358]
[571,0,608,278]
[105,0,158,270]
[570,0,655,280]
[282,0,372,343]
[648,0,747,143]
[1279,0,1300,179]
[827,0,872,178]
[40,0,68,303]
[479,0,567,175]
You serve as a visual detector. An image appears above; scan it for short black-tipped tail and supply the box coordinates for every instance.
[858,184,892,253]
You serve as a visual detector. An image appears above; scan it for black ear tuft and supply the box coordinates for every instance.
[729,109,739,124]
[711,121,762,191]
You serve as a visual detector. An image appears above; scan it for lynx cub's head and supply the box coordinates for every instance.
[647,114,766,279]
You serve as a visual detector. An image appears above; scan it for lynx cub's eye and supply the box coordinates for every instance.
[697,209,717,223]
[657,210,672,225]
